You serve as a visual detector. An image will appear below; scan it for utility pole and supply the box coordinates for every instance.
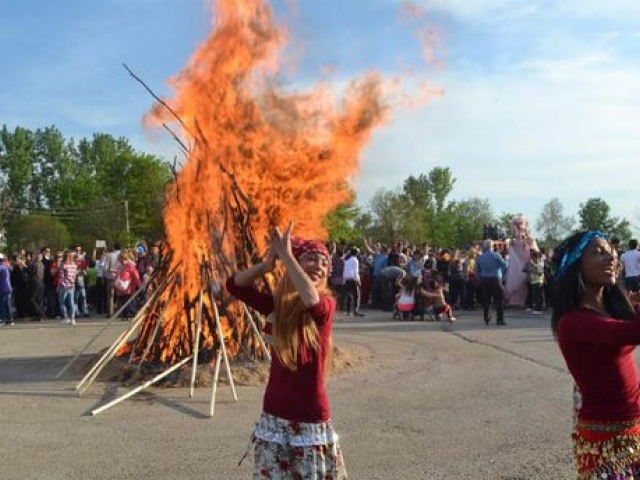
[124,200,130,236]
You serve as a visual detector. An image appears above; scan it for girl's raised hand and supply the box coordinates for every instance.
[262,245,277,272]
[270,222,294,258]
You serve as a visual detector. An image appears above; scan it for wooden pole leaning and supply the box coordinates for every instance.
[127,329,139,365]
[75,310,146,395]
[213,297,237,402]
[135,276,180,374]
[241,302,271,363]
[54,285,146,379]
[91,356,192,416]
[76,274,173,389]
[209,283,238,402]
[189,267,205,398]
[125,277,172,367]
[208,350,223,417]
[74,320,135,392]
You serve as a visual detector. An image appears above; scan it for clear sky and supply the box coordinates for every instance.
[2,0,639,236]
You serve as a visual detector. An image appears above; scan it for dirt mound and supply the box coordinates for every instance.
[80,343,365,388]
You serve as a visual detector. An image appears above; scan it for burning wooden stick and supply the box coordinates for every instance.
[241,302,271,363]
[135,276,180,374]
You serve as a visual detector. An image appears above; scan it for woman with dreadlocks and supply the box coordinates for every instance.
[552,230,640,479]
[226,223,347,480]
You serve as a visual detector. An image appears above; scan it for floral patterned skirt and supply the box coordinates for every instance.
[250,412,347,479]
[573,418,640,479]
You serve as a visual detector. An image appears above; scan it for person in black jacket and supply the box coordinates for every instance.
[25,263,45,321]
[10,254,28,319]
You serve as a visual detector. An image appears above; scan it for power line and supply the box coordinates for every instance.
[1,197,165,212]
[1,206,124,215]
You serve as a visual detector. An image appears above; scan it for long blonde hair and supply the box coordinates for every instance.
[272,273,332,372]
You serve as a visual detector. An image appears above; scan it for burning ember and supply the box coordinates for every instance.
[123,0,437,365]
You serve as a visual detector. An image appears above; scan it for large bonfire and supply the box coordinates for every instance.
[123,0,436,366]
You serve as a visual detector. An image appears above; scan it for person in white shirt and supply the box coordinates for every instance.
[620,239,640,292]
[343,247,364,317]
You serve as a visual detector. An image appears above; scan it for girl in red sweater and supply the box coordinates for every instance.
[226,223,347,479]
[552,230,640,479]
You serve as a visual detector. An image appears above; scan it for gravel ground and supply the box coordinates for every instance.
[0,308,579,479]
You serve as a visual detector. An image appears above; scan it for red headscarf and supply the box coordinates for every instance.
[291,237,331,275]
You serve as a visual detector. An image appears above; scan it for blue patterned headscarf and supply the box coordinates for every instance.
[556,230,606,278]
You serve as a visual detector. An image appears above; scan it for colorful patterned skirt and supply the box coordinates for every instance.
[248,412,348,479]
[573,418,640,479]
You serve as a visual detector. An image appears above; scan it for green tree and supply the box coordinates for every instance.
[399,174,434,242]
[578,198,611,230]
[426,167,456,246]
[428,167,456,215]
[120,152,171,241]
[368,189,403,244]
[6,213,70,252]
[365,167,459,246]
[0,125,35,217]
[66,198,128,251]
[449,198,494,247]
[397,167,457,245]
[324,191,362,244]
[0,126,171,248]
[611,220,633,243]
[66,133,170,243]
[430,203,456,247]
[0,178,16,231]
[353,211,374,238]
[535,197,574,244]
[578,197,632,241]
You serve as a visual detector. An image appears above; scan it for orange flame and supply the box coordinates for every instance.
[139,0,441,363]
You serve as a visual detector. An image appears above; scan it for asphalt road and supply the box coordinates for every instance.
[0,309,578,479]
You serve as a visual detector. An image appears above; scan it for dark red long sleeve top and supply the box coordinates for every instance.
[558,308,640,421]
[226,276,335,423]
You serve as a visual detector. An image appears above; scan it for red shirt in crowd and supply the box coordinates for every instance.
[116,262,142,296]
[226,276,335,423]
[558,308,640,422]
[75,257,88,272]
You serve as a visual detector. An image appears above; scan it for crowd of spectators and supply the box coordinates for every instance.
[328,237,556,323]
[2,233,638,328]
[327,235,640,324]
[0,241,162,326]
